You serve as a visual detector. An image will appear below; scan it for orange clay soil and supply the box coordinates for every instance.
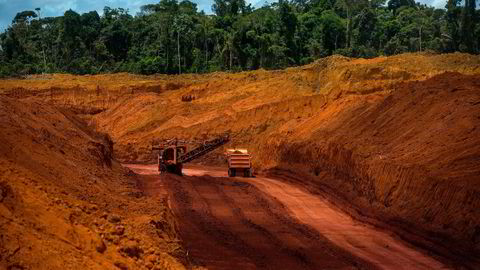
[133,164,447,269]
[0,97,188,270]
[1,52,480,266]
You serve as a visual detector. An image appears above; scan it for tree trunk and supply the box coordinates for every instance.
[166,28,169,73]
[37,10,48,73]
[260,49,264,68]
[419,26,422,51]
[229,43,232,71]
[335,34,338,51]
[177,30,181,74]
[42,48,47,73]
[158,24,161,57]
[346,6,351,48]
[204,23,208,69]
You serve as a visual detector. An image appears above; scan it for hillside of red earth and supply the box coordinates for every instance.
[1,52,480,268]
[265,72,480,266]
[0,97,187,269]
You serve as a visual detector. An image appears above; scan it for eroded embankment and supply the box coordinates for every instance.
[0,73,197,122]
[0,97,186,270]
[261,73,480,267]
[2,53,479,163]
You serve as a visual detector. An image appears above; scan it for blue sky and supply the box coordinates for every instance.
[0,0,447,32]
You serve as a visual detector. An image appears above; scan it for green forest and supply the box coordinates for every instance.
[0,0,478,76]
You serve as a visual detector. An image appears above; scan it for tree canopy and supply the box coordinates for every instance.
[0,0,478,76]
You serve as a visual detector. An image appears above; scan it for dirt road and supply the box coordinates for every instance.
[126,164,447,269]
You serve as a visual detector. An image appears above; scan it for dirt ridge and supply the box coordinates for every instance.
[0,97,186,269]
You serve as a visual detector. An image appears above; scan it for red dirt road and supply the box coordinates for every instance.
[126,164,447,269]
[250,178,447,270]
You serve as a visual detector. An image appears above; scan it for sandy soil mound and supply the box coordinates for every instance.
[0,97,185,270]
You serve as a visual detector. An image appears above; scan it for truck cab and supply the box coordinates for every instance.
[156,145,187,175]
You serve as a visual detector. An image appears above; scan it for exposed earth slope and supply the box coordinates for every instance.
[1,52,479,268]
[99,53,478,264]
[0,97,185,270]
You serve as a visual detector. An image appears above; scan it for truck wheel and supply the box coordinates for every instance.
[244,169,252,178]
[175,165,183,176]
[159,164,167,174]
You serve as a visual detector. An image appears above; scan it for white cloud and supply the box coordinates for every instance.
[418,0,447,8]
[431,0,446,8]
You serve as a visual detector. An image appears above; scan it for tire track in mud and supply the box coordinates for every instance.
[186,177,302,268]
[169,175,260,269]
[166,174,375,269]
[209,180,314,269]
[244,183,374,269]
[186,176,277,268]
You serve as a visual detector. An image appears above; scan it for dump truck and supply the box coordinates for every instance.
[152,135,230,175]
[226,149,253,177]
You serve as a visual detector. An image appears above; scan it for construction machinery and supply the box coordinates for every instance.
[152,135,230,175]
[226,149,253,177]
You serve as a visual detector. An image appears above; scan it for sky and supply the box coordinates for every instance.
[0,0,447,32]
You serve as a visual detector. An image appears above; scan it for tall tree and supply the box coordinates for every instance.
[445,0,461,51]
[213,0,247,17]
[278,0,297,63]
[460,0,477,53]
[387,0,415,14]
[60,10,83,65]
[337,0,369,48]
